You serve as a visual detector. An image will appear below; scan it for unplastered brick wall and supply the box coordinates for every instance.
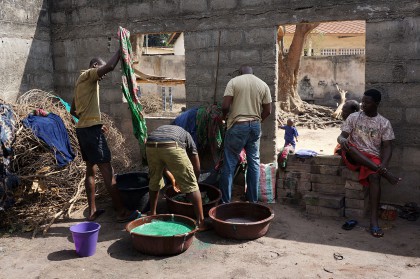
[278,156,345,203]
[48,0,420,204]
[278,155,369,218]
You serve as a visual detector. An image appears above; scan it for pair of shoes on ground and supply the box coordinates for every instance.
[342,220,384,238]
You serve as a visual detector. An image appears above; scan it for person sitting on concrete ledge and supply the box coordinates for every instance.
[337,89,402,238]
[341,100,360,121]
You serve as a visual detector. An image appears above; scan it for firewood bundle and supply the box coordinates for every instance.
[1,90,135,237]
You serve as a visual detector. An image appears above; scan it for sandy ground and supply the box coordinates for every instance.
[277,126,341,155]
[0,199,419,279]
[1,127,419,279]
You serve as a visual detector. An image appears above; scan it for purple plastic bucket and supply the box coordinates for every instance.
[69,222,101,257]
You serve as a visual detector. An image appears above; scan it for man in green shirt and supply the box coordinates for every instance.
[71,50,139,222]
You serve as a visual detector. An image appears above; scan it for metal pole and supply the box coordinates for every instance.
[169,87,173,112]
[162,87,166,111]
[145,34,148,54]
[213,30,221,105]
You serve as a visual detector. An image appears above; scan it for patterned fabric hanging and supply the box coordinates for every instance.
[118,27,148,161]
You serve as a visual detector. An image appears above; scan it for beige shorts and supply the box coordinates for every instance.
[146,144,199,193]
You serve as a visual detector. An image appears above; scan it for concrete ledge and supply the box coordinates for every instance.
[312,155,342,166]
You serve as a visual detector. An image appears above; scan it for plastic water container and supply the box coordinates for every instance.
[116,172,150,212]
[70,222,101,257]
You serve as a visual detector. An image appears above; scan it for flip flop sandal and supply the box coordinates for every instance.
[342,219,358,230]
[369,226,384,238]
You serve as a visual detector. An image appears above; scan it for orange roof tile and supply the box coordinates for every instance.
[284,20,365,34]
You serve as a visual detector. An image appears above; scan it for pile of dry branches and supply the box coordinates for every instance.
[140,92,162,114]
[1,89,133,236]
[278,102,342,129]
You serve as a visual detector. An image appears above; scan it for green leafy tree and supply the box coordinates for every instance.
[145,34,171,47]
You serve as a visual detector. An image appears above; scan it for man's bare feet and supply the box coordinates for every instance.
[87,209,105,221]
[197,218,213,232]
[382,171,402,185]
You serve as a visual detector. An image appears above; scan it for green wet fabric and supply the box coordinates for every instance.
[131,220,193,236]
[196,104,224,164]
[118,27,148,162]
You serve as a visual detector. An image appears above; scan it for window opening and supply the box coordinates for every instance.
[126,32,186,116]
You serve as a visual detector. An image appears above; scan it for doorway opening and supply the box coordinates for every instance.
[277,20,366,154]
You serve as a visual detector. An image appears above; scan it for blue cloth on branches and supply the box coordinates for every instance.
[23,113,75,167]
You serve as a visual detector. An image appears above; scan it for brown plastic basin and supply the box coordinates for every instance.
[126,214,197,256]
[208,202,274,240]
[164,183,221,218]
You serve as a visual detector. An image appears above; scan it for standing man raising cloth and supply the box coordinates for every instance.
[220,66,272,203]
[146,125,207,231]
[338,89,401,238]
[71,49,140,223]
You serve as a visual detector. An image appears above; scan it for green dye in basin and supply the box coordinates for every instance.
[131,220,194,236]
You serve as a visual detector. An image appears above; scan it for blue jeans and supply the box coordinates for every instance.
[219,121,261,203]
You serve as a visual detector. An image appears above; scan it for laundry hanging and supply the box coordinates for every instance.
[118,26,148,161]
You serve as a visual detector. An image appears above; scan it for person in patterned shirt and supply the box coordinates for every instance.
[338,89,401,238]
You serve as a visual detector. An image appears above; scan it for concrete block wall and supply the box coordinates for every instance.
[278,155,346,217]
[0,0,54,101]
[366,17,420,204]
[279,155,371,218]
[298,55,365,106]
[137,55,186,100]
[184,27,278,162]
[45,0,420,204]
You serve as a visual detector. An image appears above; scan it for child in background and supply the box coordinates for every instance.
[280,118,299,149]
